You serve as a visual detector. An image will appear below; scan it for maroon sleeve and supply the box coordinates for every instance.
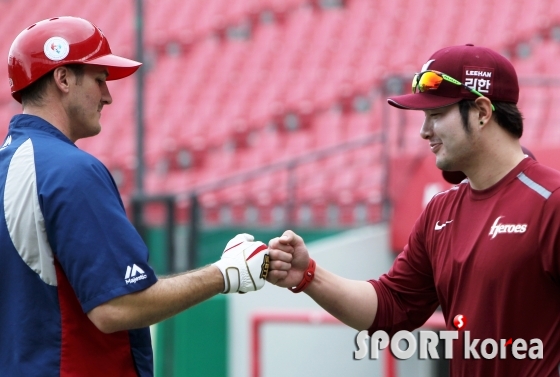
[368,208,439,336]
[539,188,560,283]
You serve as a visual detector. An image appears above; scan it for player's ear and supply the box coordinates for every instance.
[52,66,70,94]
[474,96,493,127]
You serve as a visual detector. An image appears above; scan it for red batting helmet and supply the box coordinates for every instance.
[8,16,141,102]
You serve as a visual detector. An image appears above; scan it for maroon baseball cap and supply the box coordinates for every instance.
[388,44,519,110]
[442,146,536,184]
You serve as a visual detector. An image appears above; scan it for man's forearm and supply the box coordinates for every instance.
[88,265,224,333]
[304,265,378,331]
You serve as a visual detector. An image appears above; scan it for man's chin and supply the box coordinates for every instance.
[435,158,456,172]
[90,122,102,135]
[435,158,446,171]
[78,125,102,140]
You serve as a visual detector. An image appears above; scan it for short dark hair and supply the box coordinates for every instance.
[458,99,523,138]
[20,64,85,107]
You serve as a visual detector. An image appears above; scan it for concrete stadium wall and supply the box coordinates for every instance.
[228,224,442,377]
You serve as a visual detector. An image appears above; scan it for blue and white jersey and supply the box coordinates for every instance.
[0,114,158,376]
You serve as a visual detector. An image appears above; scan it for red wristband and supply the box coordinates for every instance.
[289,258,316,293]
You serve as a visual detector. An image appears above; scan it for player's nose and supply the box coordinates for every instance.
[420,116,433,140]
[101,82,113,105]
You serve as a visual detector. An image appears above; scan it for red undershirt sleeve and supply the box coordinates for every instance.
[367,207,440,336]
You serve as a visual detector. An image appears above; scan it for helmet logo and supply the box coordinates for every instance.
[43,37,69,61]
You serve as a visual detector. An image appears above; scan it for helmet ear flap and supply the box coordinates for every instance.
[8,16,141,103]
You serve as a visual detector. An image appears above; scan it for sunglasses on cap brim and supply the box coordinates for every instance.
[412,70,495,111]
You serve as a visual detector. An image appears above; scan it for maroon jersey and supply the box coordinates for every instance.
[369,157,560,376]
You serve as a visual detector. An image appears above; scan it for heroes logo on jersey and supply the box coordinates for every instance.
[488,216,527,239]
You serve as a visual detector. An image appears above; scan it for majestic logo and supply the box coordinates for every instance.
[0,135,11,150]
[125,264,147,284]
[463,66,494,95]
[43,36,70,61]
[435,220,453,231]
[489,216,527,239]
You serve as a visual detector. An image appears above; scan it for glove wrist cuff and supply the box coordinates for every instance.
[289,258,316,293]
[213,260,236,293]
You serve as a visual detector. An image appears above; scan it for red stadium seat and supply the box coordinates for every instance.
[1,0,559,226]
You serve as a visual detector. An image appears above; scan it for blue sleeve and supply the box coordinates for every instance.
[38,154,157,313]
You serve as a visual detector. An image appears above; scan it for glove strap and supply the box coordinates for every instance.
[289,258,316,293]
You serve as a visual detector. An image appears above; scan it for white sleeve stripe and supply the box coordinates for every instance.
[517,172,551,200]
[4,138,57,286]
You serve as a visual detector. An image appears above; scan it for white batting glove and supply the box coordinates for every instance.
[213,233,270,293]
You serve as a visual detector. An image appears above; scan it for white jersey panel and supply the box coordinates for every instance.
[4,138,57,286]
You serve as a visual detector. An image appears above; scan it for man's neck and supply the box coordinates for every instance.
[23,104,74,142]
[465,144,526,190]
